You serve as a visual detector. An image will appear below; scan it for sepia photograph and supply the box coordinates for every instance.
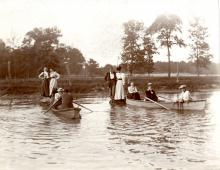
[0,0,220,169]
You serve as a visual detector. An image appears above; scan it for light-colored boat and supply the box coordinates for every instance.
[126,98,206,110]
[51,107,81,119]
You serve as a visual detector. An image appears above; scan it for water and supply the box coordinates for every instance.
[0,91,220,170]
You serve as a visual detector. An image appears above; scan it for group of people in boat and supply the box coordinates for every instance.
[39,67,74,110]
[39,67,60,97]
[104,65,192,103]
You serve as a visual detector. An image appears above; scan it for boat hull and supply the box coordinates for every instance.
[126,99,206,110]
[51,107,81,119]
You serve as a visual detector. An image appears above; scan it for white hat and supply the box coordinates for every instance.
[147,82,152,86]
[179,84,186,89]
[57,88,64,92]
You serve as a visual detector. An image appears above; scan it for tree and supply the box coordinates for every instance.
[22,27,62,74]
[147,14,185,78]
[0,39,10,78]
[55,44,85,75]
[87,58,99,76]
[142,33,158,76]
[121,20,144,75]
[188,17,212,76]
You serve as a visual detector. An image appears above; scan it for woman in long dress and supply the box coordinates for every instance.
[114,66,125,100]
[49,68,60,97]
[38,67,50,97]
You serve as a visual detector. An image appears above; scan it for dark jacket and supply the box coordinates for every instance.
[104,72,116,87]
[59,93,74,109]
[145,89,158,101]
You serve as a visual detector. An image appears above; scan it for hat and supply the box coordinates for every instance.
[147,82,152,86]
[179,84,186,89]
[57,88,64,92]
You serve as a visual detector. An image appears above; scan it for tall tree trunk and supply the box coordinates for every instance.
[167,46,171,78]
[196,59,200,77]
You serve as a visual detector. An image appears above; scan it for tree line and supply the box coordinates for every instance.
[121,14,213,77]
[0,27,101,79]
[0,14,216,79]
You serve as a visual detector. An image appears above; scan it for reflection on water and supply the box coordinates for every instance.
[0,91,220,170]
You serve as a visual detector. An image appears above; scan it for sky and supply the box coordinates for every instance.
[0,0,219,66]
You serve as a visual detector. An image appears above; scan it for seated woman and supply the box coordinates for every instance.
[127,82,141,100]
[145,82,158,101]
[57,89,74,109]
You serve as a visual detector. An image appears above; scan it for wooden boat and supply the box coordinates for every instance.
[126,98,206,110]
[39,97,51,105]
[51,107,81,119]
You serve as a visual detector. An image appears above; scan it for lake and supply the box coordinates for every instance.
[0,91,220,170]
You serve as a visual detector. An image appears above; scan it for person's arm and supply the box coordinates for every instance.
[128,86,131,93]
[104,72,108,81]
[55,72,60,79]
[38,72,44,79]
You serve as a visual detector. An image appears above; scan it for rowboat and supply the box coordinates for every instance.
[51,107,81,119]
[39,97,51,105]
[126,98,206,110]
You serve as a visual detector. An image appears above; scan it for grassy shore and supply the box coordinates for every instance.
[0,75,220,95]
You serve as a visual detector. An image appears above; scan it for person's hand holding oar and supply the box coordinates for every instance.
[144,96,170,110]
[73,101,93,112]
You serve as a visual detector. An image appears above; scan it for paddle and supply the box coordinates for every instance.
[158,95,173,102]
[73,101,93,112]
[144,96,170,110]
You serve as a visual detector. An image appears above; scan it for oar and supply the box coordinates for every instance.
[43,100,59,114]
[144,96,170,110]
[73,101,93,112]
[0,94,8,98]
[158,95,173,102]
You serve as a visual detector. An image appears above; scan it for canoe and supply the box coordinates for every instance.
[51,107,81,119]
[126,98,206,110]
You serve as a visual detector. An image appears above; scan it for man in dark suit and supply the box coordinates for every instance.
[57,89,74,109]
[104,66,116,99]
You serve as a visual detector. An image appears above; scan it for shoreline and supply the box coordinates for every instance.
[0,76,220,95]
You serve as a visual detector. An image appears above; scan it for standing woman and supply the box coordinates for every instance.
[49,68,60,97]
[38,67,50,97]
[114,65,125,101]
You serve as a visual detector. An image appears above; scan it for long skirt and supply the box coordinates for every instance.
[49,78,58,96]
[41,78,49,97]
[114,80,125,100]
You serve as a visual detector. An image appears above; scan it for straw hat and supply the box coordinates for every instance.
[179,84,186,89]
[147,82,152,86]
[57,88,64,92]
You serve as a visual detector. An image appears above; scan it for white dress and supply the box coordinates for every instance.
[114,72,125,100]
[49,71,60,96]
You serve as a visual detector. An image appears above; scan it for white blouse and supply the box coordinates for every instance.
[50,71,60,79]
[128,86,138,93]
[38,71,49,79]
[116,72,125,85]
